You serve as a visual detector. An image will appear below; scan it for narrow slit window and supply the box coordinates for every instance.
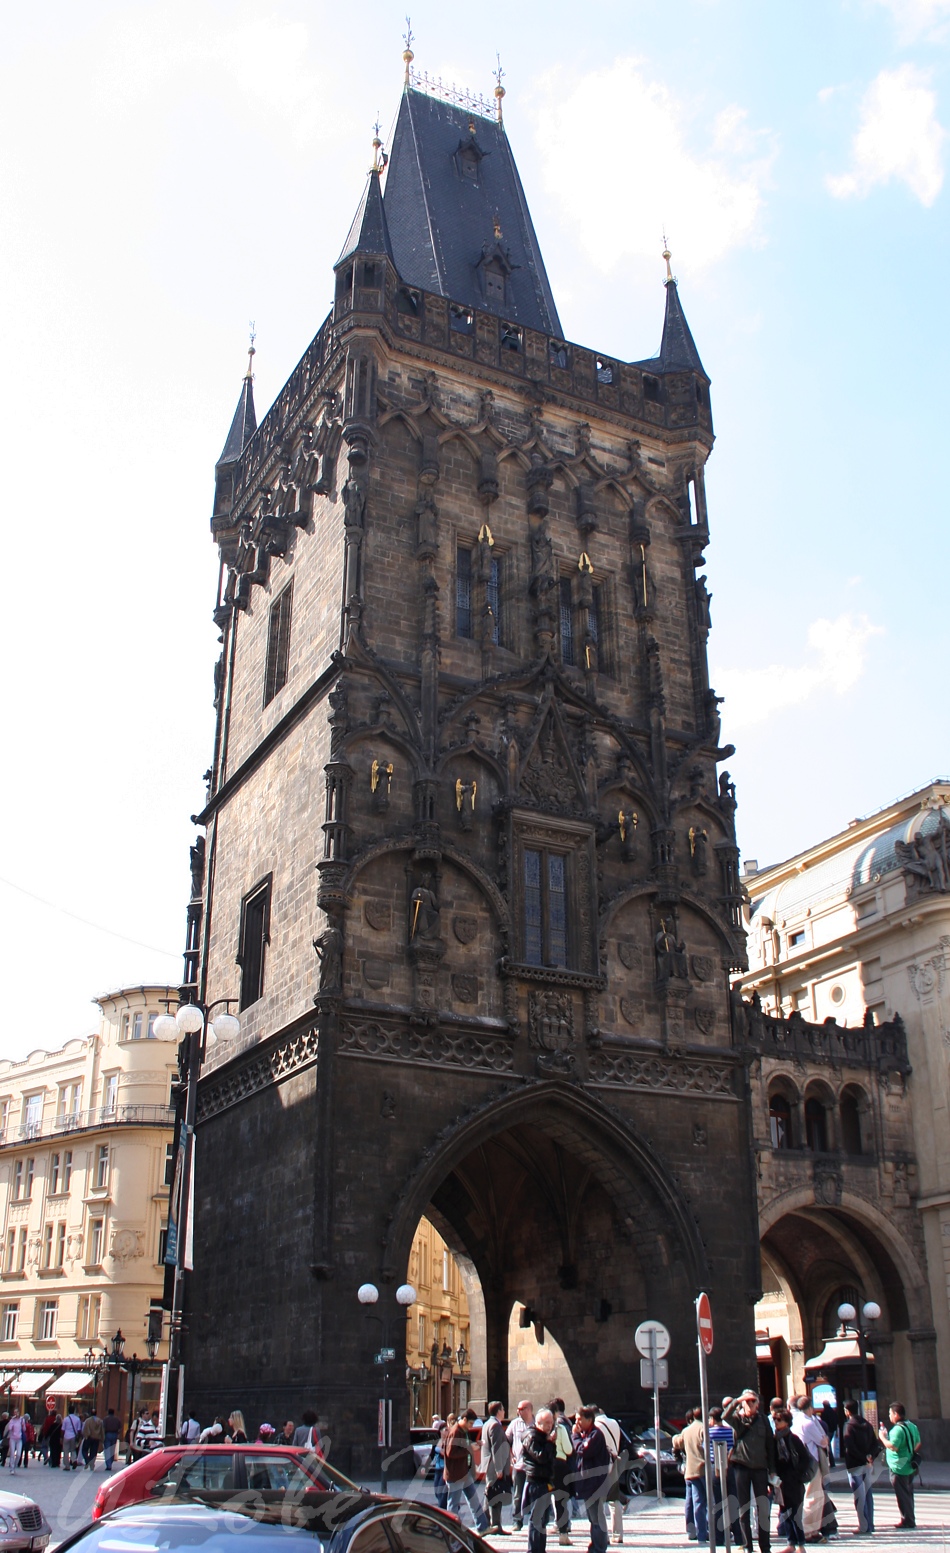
[238,876,272,1011]
[264,582,293,707]
[524,850,543,966]
[559,578,575,666]
[487,556,502,645]
[456,546,473,639]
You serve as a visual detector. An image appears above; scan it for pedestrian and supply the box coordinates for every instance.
[62,1407,83,1470]
[102,1409,121,1471]
[199,1416,226,1443]
[21,1413,34,1468]
[790,1396,828,1541]
[443,1408,489,1532]
[293,1409,323,1453]
[506,1399,535,1531]
[550,1399,574,1545]
[481,1400,512,1534]
[432,1416,449,1510]
[818,1402,838,1467]
[46,1408,63,1470]
[571,1406,611,1553]
[708,1406,742,1547]
[179,1410,201,1445]
[841,1399,877,1535]
[723,1390,776,1553]
[229,1410,248,1444]
[4,1413,24,1474]
[768,1399,784,1432]
[130,1405,161,1459]
[82,1410,104,1469]
[39,1405,58,1466]
[878,1401,920,1531]
[279,1420,296,1445]
[771,1408,809,1553]
[522,1407,557,1553]
[673,1407,708,1546]
[590,1410,627,1545]
[256,1423,276,1443]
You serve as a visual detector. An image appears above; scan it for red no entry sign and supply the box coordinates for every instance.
[697,1292,714,1355]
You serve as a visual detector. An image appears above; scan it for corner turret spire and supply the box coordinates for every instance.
[336,145,395,270]
[655,244,707,377]
[216,333,258,468]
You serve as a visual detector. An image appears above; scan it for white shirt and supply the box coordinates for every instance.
[791,1411,826,1461]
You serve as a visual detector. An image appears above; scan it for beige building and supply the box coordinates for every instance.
[405,1217,471,1422]
[738,779,950,1446]
[0,986,178,1419]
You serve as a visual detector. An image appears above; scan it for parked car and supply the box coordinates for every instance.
[92,1446,359,1520]
[409,1427,442,1477]
[0,1487,52,1553]
[623,1427,683,1497]
[61,1494,487,1553]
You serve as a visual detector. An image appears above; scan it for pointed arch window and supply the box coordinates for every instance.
[524,849,569,968]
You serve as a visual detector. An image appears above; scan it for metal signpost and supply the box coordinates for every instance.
[635,1319,671,1504]
[695,1293,717,1552]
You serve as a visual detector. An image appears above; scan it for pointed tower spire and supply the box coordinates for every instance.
[336,131,396,269]
[216,330,258,468]
[655,243,707,376]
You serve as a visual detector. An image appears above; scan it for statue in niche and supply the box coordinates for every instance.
[189,837,206,901]
[719,771,736,805]
[529,520,556,598]
[897,819,950,894]
[695,575,712,635]
[313,923,344,992]
[655,919,689,981]
[341,475,365,530]
[689,826,709,875]
[415,493,438,551]
[409,875,441,942]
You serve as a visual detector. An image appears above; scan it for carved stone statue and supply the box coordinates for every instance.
[719,771,737,805]
[415,494,438,552]
[189,836,206,902]
[689,826,709,875]
[897,819,950,893]
[695,575,712,634]
[409,876,441,941]
[529,520,556,597]
[313,924,344,992]
[655,919,689,981]
[341,475,365,529]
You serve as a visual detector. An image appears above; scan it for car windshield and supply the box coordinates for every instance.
[75,1507,330,1553]
[299,1455,361,1494]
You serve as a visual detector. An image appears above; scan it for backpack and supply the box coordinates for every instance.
[555,1419,576,1472]
[908,1422,923,1473]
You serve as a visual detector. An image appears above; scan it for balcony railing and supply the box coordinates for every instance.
[0,1103,175,1148]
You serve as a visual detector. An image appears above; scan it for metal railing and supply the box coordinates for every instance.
[0,1103,175,1148]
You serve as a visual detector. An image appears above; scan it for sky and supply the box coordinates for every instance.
[2,0,948,1059]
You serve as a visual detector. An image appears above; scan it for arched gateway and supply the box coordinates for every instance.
[180,72,763,1472]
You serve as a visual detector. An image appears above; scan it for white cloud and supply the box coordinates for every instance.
[714,614,883,732]
[873,0,950,42]
[827,65,945,206]
[529,58,775,272]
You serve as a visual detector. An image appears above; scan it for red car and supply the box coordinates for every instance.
[92,1445,356,1520]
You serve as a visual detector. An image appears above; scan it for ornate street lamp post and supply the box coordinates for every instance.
[357,1281,417,1491]
[838,1299,881,1419]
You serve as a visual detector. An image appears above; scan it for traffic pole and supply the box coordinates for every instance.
[696,1293,716,1552]
[651,1328,663,1504]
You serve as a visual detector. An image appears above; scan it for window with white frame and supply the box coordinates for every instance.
[78,1293,101,1341]
[1,1302,18,1342]
[63,1151,72,1191]
[38,1299,58,1340]
[120,1013,130,1041]
[442,1250,450,1293]
[43,1223,53,1268]
[4,1229,14,1273]
[418,1313,425,1352]
[103,1075,118,1114]
[88,1218,105,1266]
[164,1143,174,1187]
[0,1099,10,1141]
[55,1223,66,1268]
[147,1014,158,1039]
[131,1012,143,1040]
[23,1093,43,1137]
[57,1083,81,1123]
[12,1161,23,1200]
[50,1153,61,1194]
[15,1229,26,1273]
[95,1145,110,1189]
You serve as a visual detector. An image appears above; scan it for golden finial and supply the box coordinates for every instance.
[245,322,256,382]
[372,117,384,172]
[402,17,414,85]
[662,233,673,283]
[494,54,506,124]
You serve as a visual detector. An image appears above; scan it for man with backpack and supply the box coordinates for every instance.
[879,1402,920,1530]
[841,1400,878,1534]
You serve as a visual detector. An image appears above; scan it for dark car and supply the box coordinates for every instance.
[56,1494,490,1553]
[614,1415,685,1497]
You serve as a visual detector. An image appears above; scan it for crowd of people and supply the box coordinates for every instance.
[424,1390,921,1553]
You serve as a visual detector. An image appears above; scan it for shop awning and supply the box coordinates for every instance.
[756,1342,773,1360]
[0,1373,16,1387]
[805,1338,873,1371]
[9,1371,54,1395]
[46,1371,95,1394]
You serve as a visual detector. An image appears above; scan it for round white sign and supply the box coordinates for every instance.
[634,1319,671,1359]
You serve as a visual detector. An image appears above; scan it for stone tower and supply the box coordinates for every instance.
[185,73,756,1466]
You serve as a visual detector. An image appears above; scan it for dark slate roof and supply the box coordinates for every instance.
[337,168,395,266]
[216,375,257,468]
[634,278,707,378]
[381,88,562,336]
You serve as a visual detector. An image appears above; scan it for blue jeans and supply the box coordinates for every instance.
[583,1496,609,1553]
[523,1481,554,1553]
[685,1477,708,1543]
[847,1464,874,1533]
[447,1476,489,1532]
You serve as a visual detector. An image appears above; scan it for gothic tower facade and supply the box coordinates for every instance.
[186,76,757,1465]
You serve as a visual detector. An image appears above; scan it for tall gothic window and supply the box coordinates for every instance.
[264,582,293,707]
[524,849,568,968]
[456,546,473,638]
[238,876,272,1010]
[487,556,502,645]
